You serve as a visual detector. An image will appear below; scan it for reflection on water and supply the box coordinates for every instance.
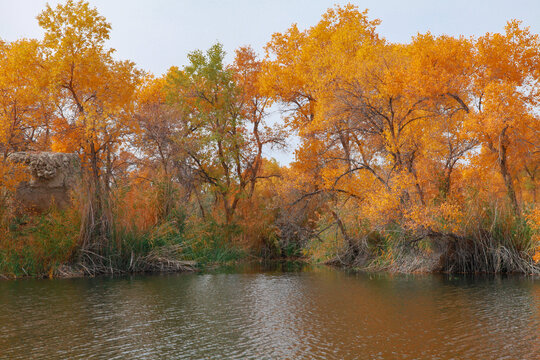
[0,264,539,359]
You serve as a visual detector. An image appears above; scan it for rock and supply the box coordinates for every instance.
[8,152,81,213]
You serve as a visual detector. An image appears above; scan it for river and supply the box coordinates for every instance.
[0,263,539,359]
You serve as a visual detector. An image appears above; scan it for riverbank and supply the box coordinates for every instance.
[324,233,540,276]
[2,207,539,279]
[2,247,539,281]
[0,210,246,279]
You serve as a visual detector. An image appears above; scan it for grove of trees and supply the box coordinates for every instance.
[1,1,539,276]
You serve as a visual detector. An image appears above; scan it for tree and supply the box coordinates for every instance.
[0,39,50,157]
[38,0,140,250]
[0,38,51,225]
[466,21,540,215]
[232,46,285,196]
[261,4,384,199]
[132,75,188,221]
[165,44,282,230]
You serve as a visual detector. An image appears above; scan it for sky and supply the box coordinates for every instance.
[1,0,539,164]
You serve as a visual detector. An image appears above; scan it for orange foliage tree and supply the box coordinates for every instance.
[261,4,539,251]
[37,0,140,250]
[0,38,51,225]
[1,0,539,270]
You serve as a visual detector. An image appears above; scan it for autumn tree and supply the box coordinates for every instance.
[0,38,52,225]
[165,43,282,230]
[466,21,540,215]
[406,33,477,201]
[261,4,540,253]
[261,5,382,201]
[38,0,140,251]
[0,39,51,157]
[232,46,285,196]
[132,75,192,222]
[134,76,180,178]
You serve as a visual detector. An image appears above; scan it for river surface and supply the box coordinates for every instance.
[0,263,539,359]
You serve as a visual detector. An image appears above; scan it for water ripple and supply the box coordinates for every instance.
[0,268,539,359]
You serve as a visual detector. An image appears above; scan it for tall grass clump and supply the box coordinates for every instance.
[75,179,196,275]
[77,218,194,276]
[181,219,246,266]
[0,208,79,278]
[301,198,540,274]
[441,201,540,274]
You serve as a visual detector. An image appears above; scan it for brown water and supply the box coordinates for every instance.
[0,264,539,359]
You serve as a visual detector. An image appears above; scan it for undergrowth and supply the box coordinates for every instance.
[307,202,540,274]
[0,209,79,278]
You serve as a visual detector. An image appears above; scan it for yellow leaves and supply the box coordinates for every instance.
[261,4,540,240]
[35,1,141,178]
[408,33,473,98]
[405,201,464,234]
[320,164,345,188]
[37,0,111,54]
[477,19,540,85]
[137,75,167,106]
[50,119,80,153]
[527,209,540,263]
[0,38,49,151]
[0,161,28,193]
[260,4,383,133]
[363,186,401,226]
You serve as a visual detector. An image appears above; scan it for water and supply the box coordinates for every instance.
[0,264,539,359]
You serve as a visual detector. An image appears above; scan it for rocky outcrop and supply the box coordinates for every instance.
[8,152,81,212]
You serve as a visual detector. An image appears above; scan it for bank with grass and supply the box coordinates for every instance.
[0,209,248,279]
[2,201,540,279]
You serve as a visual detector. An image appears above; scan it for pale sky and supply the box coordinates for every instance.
[1,0,539,164]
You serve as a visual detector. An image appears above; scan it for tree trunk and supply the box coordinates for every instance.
[80,141,112,253]
[331,210,358,257]
[498,139,520,216]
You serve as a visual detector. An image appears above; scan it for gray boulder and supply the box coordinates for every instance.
[8,152,81,212]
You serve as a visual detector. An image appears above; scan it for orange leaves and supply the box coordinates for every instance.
[36,0,141,184]
[408,33,473,100]
[0,39,49,153]
[525,208,540,263]
[37,0,111,55]
[50,122,79,153]
[406,201,464,235]
[261,4,539,239]
[476,20,540,86]
[137,75,167,106]
[0,161,27,193]
[261,4,382,131]
[232,46,261,102]
[2,0,539,257]
[464,22,540,214]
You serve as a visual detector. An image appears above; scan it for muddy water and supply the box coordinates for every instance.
[0,264,539,359]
